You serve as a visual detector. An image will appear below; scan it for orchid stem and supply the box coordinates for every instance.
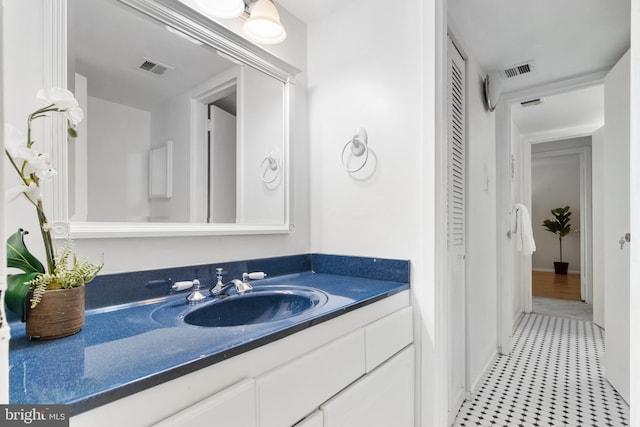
[36,202,56,274]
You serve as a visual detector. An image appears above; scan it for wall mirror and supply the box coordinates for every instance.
[46,0,298,238]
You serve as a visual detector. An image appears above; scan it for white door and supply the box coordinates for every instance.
[208,104,236,223]
[446,36,467,423]
[603,51,630,403]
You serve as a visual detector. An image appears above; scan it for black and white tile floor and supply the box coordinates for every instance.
[453,313,630,426]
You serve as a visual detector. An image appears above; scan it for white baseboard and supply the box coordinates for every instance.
[469,349,499,398]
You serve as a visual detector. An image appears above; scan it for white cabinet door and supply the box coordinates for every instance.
[152,378,256,427]
[256,330,365,427]
[321,345,414,427]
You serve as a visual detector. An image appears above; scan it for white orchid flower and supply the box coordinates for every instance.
[7,182,41,202]
[64,105,84,127]
[36,88,79,110]
[35,165,57,180]
[4,124,41,167]
[24,153,55,179]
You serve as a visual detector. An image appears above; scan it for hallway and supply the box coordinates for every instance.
[453,313,629,426]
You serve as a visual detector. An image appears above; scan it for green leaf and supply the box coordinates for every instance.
[67,127,78,138]
[7,229,45,274]
[6,272,38,320]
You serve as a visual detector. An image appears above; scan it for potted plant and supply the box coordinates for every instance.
[542,205,572,275]
[5,88,102,339]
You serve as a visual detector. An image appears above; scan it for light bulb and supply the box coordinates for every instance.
[243,0,286,44]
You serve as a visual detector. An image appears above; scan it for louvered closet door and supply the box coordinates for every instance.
[446,36,467,424]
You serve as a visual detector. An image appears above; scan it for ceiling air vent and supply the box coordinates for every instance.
[520,98,544,107]
[139,58,174,75]
[502,60,535,79]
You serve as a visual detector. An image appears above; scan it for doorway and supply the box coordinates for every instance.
[511,86,599,323]
[529,140,593,321]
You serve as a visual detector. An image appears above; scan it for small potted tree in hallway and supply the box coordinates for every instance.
[542,206,572,275]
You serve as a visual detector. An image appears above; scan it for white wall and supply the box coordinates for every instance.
[306,0,437,423]
[2,0,310,275]
[464,57,498,392]
[237,66,285,224]
[149,91,191,222]
[531,153,582,272]
[87,96,151,222]
[3,0,48,263]
[307,1,423,260]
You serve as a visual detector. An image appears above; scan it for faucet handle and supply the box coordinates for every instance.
[172,280,195,292]
[242,272,267,281]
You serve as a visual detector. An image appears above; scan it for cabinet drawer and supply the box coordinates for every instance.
[153,378,256,427]
[256,329,365,427]
[365,306,413,372]
[321,345,415,427]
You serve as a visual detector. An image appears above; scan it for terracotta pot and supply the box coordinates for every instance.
[26,286,85,340]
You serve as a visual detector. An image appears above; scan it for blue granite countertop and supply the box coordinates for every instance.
[8,256,409,416]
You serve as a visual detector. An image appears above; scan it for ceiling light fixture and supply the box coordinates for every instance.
[193,0,245,19]
[243,0,287,45]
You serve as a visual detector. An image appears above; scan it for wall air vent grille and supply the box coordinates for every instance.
[502,60,535,79]
[139,58,173,75]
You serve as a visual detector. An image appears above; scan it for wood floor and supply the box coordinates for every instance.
[532,271,582,301]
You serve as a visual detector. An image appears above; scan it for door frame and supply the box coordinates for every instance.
[525,140,593,307]
[495,72,605,354]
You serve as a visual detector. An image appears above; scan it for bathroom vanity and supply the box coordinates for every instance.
[8,255,414,426]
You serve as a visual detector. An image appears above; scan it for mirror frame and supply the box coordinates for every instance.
[45,0,298,238]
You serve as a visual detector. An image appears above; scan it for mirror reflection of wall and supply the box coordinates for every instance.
[67,0,287,225]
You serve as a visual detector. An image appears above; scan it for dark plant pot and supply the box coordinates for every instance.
[26,286,85,340]
[554,262,569,275]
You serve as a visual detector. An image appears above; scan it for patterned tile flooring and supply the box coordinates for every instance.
[453,313,630,426]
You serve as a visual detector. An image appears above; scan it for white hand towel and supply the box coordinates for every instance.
[513,203,536,255]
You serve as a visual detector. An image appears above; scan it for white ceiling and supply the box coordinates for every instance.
[511,84,604,136]
[447,0,628,137]
[448,0,630,95]
[70,0,235,111]
[277,0,629,136]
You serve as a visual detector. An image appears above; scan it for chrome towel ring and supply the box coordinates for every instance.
[260,155,280,184]
[341,127,369,173]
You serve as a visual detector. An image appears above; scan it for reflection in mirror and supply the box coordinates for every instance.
[66,0,289,229]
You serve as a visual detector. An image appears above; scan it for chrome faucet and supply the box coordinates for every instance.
[210,271,267,297]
